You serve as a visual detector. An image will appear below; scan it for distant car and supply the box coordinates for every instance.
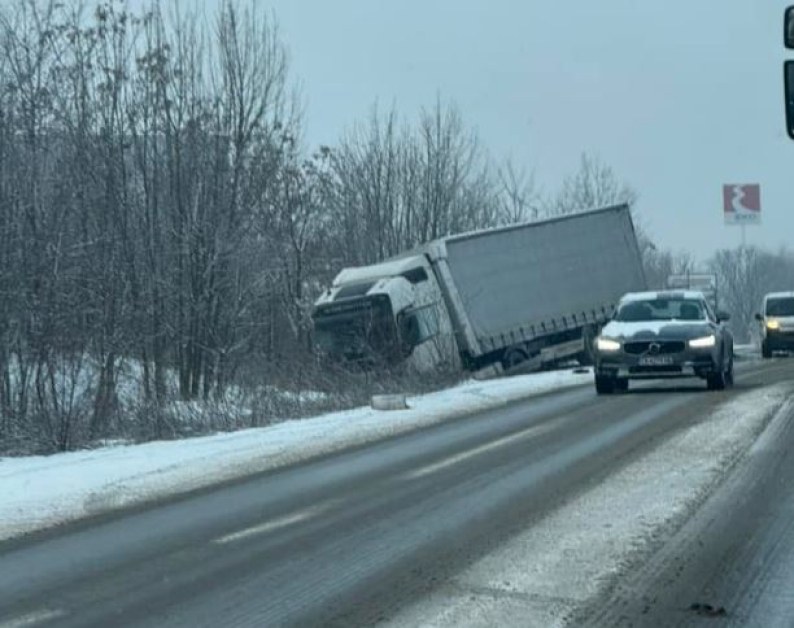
[593,291,734,394]
[755,292,794,358]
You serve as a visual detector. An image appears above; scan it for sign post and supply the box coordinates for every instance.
[722,183,761,248]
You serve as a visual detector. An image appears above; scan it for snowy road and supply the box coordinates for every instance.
[1,358,793,627]
[579,366,794,627]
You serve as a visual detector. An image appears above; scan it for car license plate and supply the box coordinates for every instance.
[639,356,674,366]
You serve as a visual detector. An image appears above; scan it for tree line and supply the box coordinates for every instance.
[0,1,783,453]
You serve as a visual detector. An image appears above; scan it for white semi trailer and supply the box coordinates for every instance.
[312,204,647,374]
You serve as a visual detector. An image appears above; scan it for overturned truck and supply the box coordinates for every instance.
[312,204,647,375]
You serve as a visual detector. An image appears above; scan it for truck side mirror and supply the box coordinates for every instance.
[716,310,731,323]
[786,60,794,140]
[786,6,794,48]
[755,312,763,321]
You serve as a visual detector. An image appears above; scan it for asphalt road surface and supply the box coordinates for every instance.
[581,361,794,628]
[1,358,793,628]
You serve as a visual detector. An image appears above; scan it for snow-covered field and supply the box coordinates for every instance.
[387,382,792,628]
[0,368,592,541]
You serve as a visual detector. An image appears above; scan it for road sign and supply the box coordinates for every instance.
[723,184,761,225]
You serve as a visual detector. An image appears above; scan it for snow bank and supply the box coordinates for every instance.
[0,368,591,541]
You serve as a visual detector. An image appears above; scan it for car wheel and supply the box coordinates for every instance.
[502,347,529,370]
[707,371,725,390]
[725,354,734,388]
[762,340,772,359]
[614,378,629,393]
[595,375,615,395]
[707,354,727,391]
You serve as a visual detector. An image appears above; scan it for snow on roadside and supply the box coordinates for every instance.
[0,368,592,542]
[386,382,793,628]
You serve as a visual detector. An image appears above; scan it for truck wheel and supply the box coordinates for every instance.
[502,347,529,370]
[595,375,616,395]
[614,378,629,393]
[762,340,772,359]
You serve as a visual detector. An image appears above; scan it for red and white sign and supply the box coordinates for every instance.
[723,184,761,225]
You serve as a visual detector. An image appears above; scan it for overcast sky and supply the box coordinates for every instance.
[208,0,793,260]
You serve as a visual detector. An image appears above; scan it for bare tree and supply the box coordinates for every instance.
[416,98,484,240]
[0,0,96,451]
[709,247,794,342]
[122,1,295,401]
[496,157,540,224]
[640,244,695,290]
[0,0,308,451]
[326,99,501,266]
[545,152,637,216]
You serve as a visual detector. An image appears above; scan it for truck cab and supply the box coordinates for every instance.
[311,255,457,372]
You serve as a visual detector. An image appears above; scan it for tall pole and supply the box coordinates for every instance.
[740,223,747,250]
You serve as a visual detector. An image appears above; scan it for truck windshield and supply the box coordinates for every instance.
[615,299,705,322]
[313,296,400,365]
[766,297,794,316]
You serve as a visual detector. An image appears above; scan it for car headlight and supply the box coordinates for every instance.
[689,334,716,348]
[596,337,621,352]
[767,319,780,330]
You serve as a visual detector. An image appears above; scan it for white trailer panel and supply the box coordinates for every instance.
[435,205,646,358]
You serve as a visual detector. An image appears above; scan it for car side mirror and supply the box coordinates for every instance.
[716,310,731,322]
[755,312,763,321]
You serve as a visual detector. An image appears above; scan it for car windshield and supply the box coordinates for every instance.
[766,297,794,317]
[615,298,705,322]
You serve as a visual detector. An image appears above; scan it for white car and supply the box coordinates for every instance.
[756,292,794,358]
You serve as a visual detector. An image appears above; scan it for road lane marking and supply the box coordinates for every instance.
[0,609,66,628]
[404,421,558,480]
[212,501,339,545]
[404,360,777,484]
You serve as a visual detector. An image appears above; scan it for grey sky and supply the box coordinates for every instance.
[221,0,794,259]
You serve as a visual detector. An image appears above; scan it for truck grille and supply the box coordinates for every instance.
[623,341,685,355]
